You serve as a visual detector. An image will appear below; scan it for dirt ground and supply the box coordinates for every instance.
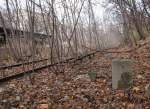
[0,40,150,109]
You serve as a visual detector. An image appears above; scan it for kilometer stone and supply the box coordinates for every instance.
[112,59,133,90]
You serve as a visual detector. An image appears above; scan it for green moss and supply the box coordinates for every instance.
[80,72,97,80]
[118,72,132,90]
[87,72,97,80]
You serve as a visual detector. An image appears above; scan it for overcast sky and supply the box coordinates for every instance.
[1,0,105,16]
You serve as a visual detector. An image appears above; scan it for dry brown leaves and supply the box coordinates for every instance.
[0,40,150,109]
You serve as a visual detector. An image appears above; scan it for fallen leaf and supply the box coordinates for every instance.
[37,104,49,109]
[132,87,140,92]
[137,75,144,79]
[127,103,135,109]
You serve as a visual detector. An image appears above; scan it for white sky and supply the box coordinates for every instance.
[0,0,105,20]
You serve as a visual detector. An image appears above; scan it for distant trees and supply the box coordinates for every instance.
[106,0,150,45]
[0,0,107,63]
[1,0,145,63]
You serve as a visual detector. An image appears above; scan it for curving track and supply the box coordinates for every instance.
[0,51,99,84]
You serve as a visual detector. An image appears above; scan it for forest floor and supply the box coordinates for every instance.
[0,39,150,109]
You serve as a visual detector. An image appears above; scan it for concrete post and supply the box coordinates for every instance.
[112,59,133,90]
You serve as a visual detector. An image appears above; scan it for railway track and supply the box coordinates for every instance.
[0,58,48,70]
[0,50,101,84]
[0,58,49,81]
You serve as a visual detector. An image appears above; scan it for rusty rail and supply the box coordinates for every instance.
[0,58,48,70]
[0,51,98,83]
